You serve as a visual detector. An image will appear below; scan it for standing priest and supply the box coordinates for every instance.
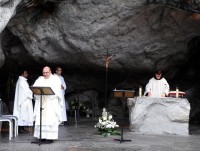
[144,69,170,97]
[13,69,33,134]
[54,67,67,124]
[33,66,63,143]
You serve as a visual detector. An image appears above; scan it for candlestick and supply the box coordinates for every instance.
[176,87,179,98]
[139,86,142,97]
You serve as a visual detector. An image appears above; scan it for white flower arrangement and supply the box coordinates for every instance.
[94,108,120,136]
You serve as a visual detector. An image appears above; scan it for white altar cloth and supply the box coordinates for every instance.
[127,97,190,135]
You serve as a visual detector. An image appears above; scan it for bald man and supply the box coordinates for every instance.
[33,66,63,143]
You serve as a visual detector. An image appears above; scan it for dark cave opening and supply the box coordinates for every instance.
[170,36,200,125]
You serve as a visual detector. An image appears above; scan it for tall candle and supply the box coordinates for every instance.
[139,86,142,97]
[176,87,179,98]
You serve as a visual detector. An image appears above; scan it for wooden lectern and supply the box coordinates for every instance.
[30,86,55,146]
[113,89,134,143]
[114,90,134,98]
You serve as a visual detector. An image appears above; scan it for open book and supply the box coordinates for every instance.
[168,91,185,97]
[30,86,55,95]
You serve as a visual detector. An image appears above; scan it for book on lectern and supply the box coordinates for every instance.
[30,86,55,95]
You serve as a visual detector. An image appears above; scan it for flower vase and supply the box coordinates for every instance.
[86,113,90,117]
[86,108,90,117]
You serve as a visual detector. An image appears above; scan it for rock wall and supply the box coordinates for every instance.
[0,0,22,68]
[0,0,21,33]
[5,1,200,75]
[1,0,200,119]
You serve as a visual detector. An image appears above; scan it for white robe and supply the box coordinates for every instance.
[144,77,170,97]
[33,74,63,139]
[54,74,67,121]
[13,76,33,126]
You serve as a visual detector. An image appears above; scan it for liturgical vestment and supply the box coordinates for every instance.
[144,77,170,97]
[13,76,33,126]
[54,74,67,122]
[33,74,63,139]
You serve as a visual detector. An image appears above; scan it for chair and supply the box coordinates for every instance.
[0,117,13,140]
[2,115,18,137]
[0,99,18,137]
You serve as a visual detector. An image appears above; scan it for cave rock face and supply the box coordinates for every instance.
[1,1,200,96]
[0,0,22,67]
[1,0,200,121]
[0,0,21,33]
[4,1,200,76]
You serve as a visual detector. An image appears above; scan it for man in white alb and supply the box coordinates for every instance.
[144,70,170,97]
[33,66,63,143]
[54,67,68,124]
[13,69,33,134]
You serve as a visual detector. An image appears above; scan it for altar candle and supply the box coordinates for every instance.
[176,87,179,98]
[139,86,142,97]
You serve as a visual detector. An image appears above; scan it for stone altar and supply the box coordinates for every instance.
[127,97,190,135]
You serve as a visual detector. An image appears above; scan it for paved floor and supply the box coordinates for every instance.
[1,118,200,151]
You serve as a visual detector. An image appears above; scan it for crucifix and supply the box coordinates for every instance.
[104,49,114,107]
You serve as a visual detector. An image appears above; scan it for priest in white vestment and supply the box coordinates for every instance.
[33,66,63,143]
[144,70,170,97]
[54,67,67,123]
[13,70,33,134]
